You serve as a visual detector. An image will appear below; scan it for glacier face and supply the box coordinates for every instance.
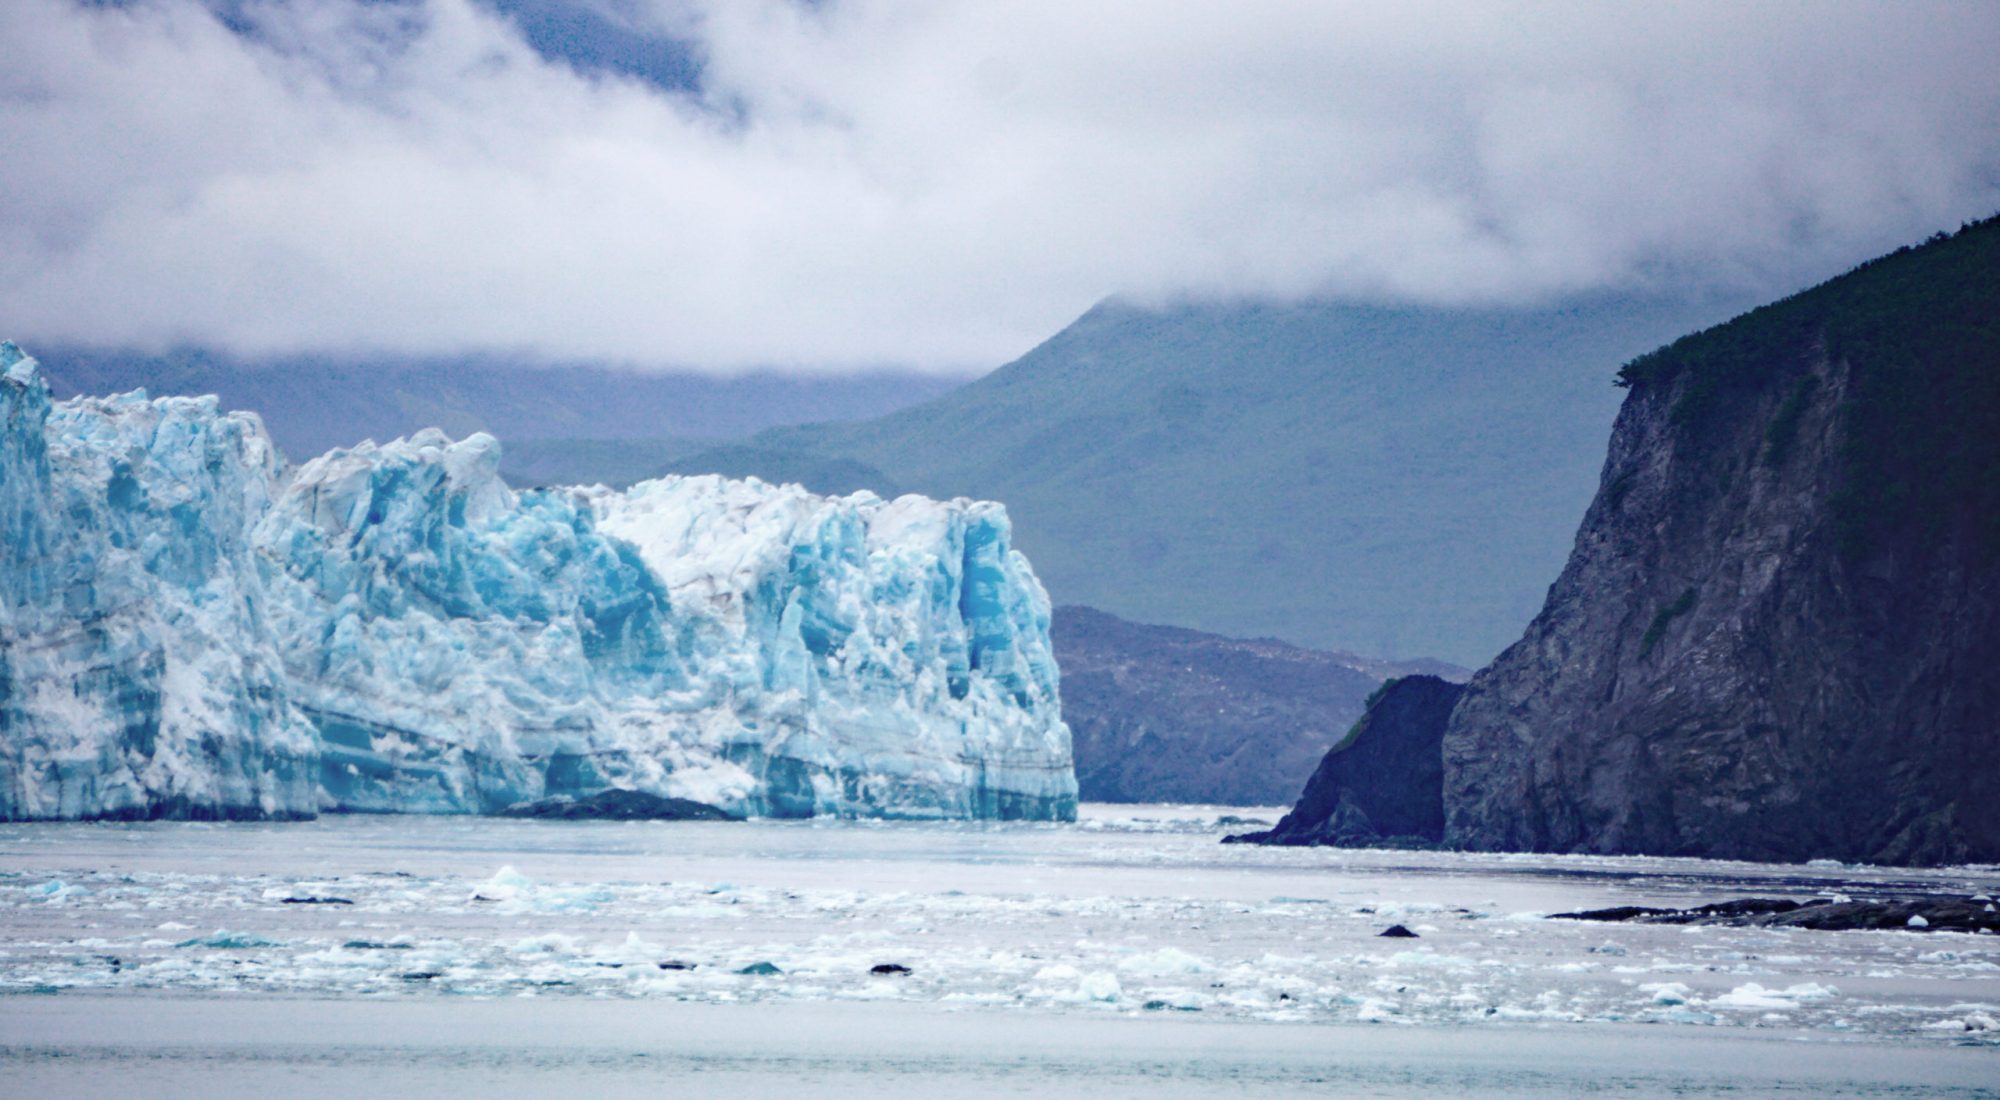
[0,343,317,820]
[1,344,1075,821]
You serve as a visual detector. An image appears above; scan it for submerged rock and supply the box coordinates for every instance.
[496,790,739,821]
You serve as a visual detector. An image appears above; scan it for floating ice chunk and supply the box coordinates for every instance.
[1355,997,1399,1022]
[1640,982,1692,1005]
[1077,971,1122,1002]
[485,866,533,894]
[511,933,584,957]
[1907,914,1930,928]
[1115,947,1207,976]
[1712,982,1839,1009]
[1923,1013,1998,1032]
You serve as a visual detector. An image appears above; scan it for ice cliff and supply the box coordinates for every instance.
[1,343,1075,821]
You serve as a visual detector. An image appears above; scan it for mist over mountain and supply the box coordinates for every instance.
[39,348,957,462]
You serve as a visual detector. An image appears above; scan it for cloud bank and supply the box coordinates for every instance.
[4,0,1999,372]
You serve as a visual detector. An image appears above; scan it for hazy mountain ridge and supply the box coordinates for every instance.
[39,348,957,463]
[1052,606,1465,806]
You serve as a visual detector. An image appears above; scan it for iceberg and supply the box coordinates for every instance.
[0,343,1075,821]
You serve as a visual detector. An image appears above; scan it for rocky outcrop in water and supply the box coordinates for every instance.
[496,790,739,821]
[1222,676,1461,846]
[1553,895,2000,933]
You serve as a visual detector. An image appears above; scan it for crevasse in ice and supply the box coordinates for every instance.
[1,343,1075,821]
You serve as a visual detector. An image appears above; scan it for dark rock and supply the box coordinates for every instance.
[399,971,442,981]
[281,896,354,905]
[1224,676,1463,847]
[1552,899,1810,924]
[495,789,742,822]
[657,960,696,971]
[735,961,783,976]
[1768,899,2000,933]
[1440,219,2000,866]
[1550,905,1677,923]
[1378,924,1420,938]
[341,940,413,950]
[1549,896,2000,933]
[1054,606,1465,806]
[869,963,913,975]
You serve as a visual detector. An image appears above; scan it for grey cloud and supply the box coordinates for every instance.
[3,0,1997,372]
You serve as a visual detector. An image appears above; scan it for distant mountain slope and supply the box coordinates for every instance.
[1052,606,1465,805]
[38,348,957,463]
[686,294,1747,664]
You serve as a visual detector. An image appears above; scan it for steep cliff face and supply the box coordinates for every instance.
[1224,675,1463,846]
[1442,218,2000,865]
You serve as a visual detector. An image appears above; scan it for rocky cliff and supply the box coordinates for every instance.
[1234,218,1998,865]
[1223,675,1462,846]
[1442,217,2000,865]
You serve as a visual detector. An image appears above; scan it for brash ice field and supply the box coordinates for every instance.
[2,809,1997,1097]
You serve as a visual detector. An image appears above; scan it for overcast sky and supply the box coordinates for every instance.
[5,0,1999,373]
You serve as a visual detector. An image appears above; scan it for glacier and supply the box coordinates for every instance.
[0,343,1075,821]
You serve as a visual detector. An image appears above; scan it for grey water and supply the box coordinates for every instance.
[3,805,1997,1097]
